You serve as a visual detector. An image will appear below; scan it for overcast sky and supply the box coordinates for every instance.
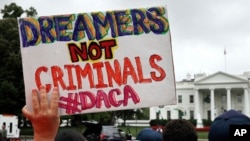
[1,0,250,81]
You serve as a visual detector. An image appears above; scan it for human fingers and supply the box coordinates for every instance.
[22,106,33,121]
[40,86,49,111]
[50,87,59,113]
[32,89,40,115]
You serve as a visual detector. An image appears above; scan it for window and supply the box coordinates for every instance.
[190,110,194,119]
[222,95,226,103]
[189,95,194,103]
[9,122,12,133]
[236,94,242,103]
[178,110,182,119]
[207,110,211,120]
[156,110,160,119]
[167,110,171,120]
[178,95,182,103]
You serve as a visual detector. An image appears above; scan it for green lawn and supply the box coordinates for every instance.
[119,126,208,139]
[197,131,208,139]
[119,126,147,137]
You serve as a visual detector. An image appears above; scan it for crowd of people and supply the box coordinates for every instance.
[21,86,250,141]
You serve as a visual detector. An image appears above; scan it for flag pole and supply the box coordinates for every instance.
[224,47,227,72]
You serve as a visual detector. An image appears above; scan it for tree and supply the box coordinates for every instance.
[0,17,24,115]
[1,3,24,18]
[1,3,37,19]
[25,7,37,17]
[0,3,37,117]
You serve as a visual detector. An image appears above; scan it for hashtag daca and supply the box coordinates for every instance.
[58,85,140,114]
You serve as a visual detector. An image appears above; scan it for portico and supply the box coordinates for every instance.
[194,71,250,120]
[195,87,249,121]
[150,71,250,121]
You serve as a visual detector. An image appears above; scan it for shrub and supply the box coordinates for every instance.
[188,119,197,126]
[202,119,212,126]
[149,119,169,126]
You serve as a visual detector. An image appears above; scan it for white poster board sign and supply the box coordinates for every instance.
[18,4,176,115]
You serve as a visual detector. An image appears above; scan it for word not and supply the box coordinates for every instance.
[68,39,117,62]
[35,54,166,92]
[59,85,140,114]
[19,6,169,47]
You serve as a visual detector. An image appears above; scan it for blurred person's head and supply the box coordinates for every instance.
[163,119,197,141]
[136,128,162,141]
[2,122,5,129]
[55,129,87,141]
[208,109,250,141]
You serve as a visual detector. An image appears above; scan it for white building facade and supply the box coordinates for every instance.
[150,71,250,122]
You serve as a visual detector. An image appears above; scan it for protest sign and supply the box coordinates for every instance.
[18,5,176,115]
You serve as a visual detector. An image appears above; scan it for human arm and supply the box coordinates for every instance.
[22,86,60,141]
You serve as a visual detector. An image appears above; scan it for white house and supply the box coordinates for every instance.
[150,71,250,124]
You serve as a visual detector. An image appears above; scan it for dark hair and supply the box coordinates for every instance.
[55,129,87,141]
[163,119,198,141]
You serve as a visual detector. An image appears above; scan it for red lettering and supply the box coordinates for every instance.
[68,40,117,62]
[59,85,140,113]
[59,93,81,114]
[96,90,111,108]
[93,62,108,88]
[123,57,139,84]
[75,64,95,89]
[123,85,140,106]
[135,56,152,83]
[79,91,96,110]
[35,66,51,92]
[99,39,117,59]
[105,60,122,87]
[64,65,77,90]
[88,42,102,60]
[34,54,166,91]
[68,42,88,62]
[108,89,123,107]
[51,66,67,90]
[150,54,166,81]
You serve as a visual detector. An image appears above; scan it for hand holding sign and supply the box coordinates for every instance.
[22,86,60,141]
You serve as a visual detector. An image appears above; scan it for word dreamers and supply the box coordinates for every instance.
[35,54,166,92]
[59,85,140,114]
[19,6,169,47]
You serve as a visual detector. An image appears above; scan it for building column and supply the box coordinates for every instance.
[194,89,200,119]
[195,89,203,128]
[226,88,231,110]
[210,88,215,121]
[244,87,249,117]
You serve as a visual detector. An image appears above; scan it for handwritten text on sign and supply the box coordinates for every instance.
[18,6,176,115]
